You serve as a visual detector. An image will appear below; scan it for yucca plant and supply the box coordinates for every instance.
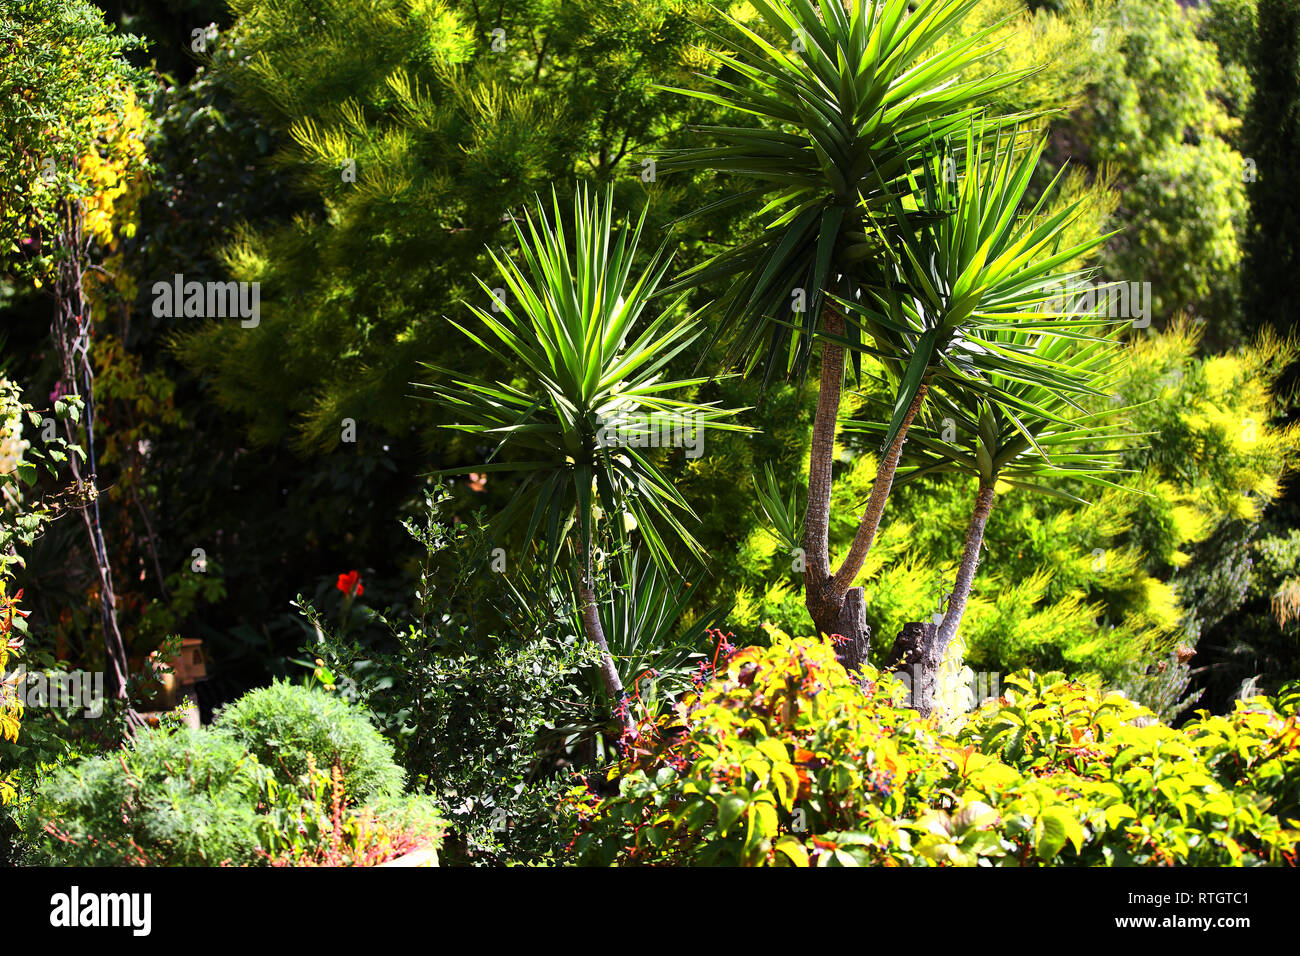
[847,322,1139,713]
[656,0,1081,667]
[420,186,748,727]
[826,127,1116,588]
[667,5,1121,676]
[570,548,732,717]
[658,0,1031,381]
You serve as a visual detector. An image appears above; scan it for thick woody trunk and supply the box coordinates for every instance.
[885,620,936,711]
[829,382,927,601]
[895,483,996,717]
[801,308,873,667]
[802,306,927,674]
[831,586,869,673]
[577,549,633,738]
[801,309,844,623]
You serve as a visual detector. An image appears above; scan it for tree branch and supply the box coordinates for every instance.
[828,381,928,601]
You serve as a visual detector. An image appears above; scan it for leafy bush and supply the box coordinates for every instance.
[563,635,1300,866]
[0,0,148,279]
[31,683,439,866]
[0,740,101,866]
[323,626,591,866]
[305,489,724,865]
[34,727,269,866]
[212,679,404,802]
[299,492,581,864]
[260,766,445,867]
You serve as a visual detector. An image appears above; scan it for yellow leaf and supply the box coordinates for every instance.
[774,836,809,867]
[771,763,799,811]
[757,737,788,763]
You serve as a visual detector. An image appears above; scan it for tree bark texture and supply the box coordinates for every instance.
[906,483,996,716]
[577,548,634,739]
[802,304,927,675]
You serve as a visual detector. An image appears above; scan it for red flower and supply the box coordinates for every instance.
[336,570,364,598]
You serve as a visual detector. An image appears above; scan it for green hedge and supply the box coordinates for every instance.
[212,679,404,801]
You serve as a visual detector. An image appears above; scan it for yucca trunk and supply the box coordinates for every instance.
[908,482,996,716]
[802,308,847,633]
[577,548,633,738]
[831,385,928,600]
[803,306,927,673]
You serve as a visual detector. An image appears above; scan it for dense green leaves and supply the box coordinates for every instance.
[564,635,1300,866]
[31,684,441,866]
[0,0,149,280]
[751,460,805,554]
[1065,0,1249,337]
[659,0,1032,382]
[421,186,749,575]
[177,0,724,451]
[212,679,405,801]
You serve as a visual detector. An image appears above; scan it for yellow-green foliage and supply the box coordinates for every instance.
[0,585,20,806]
[720,327,1299,703]
[563,636,1300,866]
[965,0,1119,115]
[0,0,148,281]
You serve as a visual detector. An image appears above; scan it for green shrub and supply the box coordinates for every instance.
[212,679,404,802]
[1070,0,1249,332]
[306,491,645,865]
[0,734,105,867]
[32,684,438,866]
[563,635,1300,866]
[33,727,270,866]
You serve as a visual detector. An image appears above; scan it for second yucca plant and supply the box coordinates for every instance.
[422,186,747,732]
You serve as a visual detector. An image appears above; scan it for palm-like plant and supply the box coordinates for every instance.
[826,127,1115,587]
[420,186,748,723]
[659,0,1030,380]
[846,323,1138,712]
[658,0,1062,666]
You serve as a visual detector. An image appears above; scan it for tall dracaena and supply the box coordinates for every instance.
[657,0,1032,663]
[849,323,1138,714]
[419,186,748,727]
[823,126,1113,666]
